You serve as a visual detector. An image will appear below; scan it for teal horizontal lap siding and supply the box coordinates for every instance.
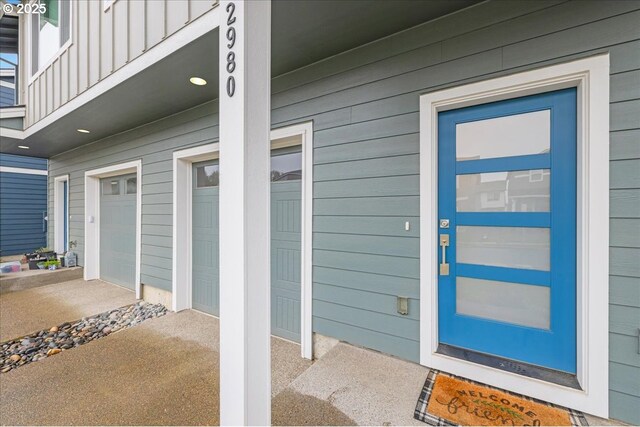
[0,171,47,255]
[48,103,220,291]
[271,2,640,422]
[311,113,421,361]
[46,1,640,422]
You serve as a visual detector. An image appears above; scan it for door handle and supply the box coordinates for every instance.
[440,234,450,275]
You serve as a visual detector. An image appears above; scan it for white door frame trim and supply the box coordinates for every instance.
[272,121,314,360]
[84,160,142,298]
[53,174,70,254]
[419,54,610,417]
[172,142,220,317]
[171,121,314,360]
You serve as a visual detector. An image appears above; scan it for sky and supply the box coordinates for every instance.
[0,54,17,69]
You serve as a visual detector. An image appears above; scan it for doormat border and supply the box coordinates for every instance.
[414,369,589,426]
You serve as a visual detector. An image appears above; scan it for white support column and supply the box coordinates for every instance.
[218,1,272,425]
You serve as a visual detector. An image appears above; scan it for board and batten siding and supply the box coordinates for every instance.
[48,1,640,422]
[19,0,218,129]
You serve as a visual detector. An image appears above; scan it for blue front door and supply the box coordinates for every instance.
[437,89,577,373]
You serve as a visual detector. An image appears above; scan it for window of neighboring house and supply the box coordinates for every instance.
[30,0,71,76]
[486,191,501,202]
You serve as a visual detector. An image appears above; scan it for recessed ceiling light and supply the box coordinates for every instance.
[18,145,29,149]
[77,129,90,134]
[189,77,207,86]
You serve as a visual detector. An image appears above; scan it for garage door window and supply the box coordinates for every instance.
[126,177,137,194]
[196,164,219,188]
[271,151,301,182]
[102,180,120,195]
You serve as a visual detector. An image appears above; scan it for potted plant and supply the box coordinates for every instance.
[36,261,47,270]
[44,260,61,271]
[25,251,43,266]
[25,252,39,261]
[27,247,47,270]
[35,247,57,260]
[28,258,43,270]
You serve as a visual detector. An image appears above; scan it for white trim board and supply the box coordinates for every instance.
[103,0,117,12]
[0,166,46,175]
[272,121,314,361]
[0,80,15,89]
[0,106,26,119]
[419,54,610,417]
[53,174,70,254]
[172,121,314,360]
[172,142,219,318]
[84,160,142,299]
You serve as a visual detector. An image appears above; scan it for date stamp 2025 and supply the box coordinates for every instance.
[3,2,47,14]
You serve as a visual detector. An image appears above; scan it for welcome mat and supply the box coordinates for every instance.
[414,370,589,426]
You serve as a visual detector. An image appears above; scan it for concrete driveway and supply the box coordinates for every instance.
[0,279,353,425]
[1,279,618,426]
[0,279,136,342]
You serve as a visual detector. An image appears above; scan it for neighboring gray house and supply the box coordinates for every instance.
[0,0,638,424]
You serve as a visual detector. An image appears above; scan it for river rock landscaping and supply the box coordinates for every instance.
[0,302,167,373]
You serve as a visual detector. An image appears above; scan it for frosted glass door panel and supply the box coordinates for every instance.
[456,110,550,161]
[456,170,550,212]
[456,277,550,329]
[457,226,550,271]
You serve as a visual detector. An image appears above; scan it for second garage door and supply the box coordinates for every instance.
[100,174,137,290]
[191,148,302,342]
[192,161,220,315]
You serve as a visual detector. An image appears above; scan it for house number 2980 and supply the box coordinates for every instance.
[225,2,236,98]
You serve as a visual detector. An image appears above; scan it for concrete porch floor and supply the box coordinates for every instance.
[0,279,352,425]
[0,279,136,341]
[0,279,621,426]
